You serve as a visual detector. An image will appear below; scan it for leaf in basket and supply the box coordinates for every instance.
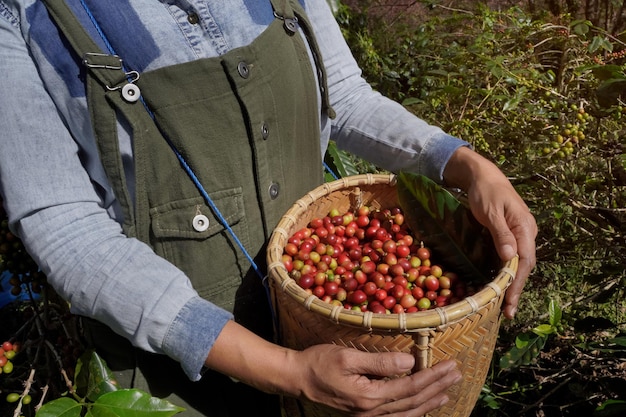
[396,171,499,284]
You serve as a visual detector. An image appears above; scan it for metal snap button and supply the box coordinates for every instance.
[261,123,269,140]
[284,18,298,34]
[192,214,210,232]
[121,83,141,102]
[268,183,280,200]
[237,61,250,79]
[187,12,199,24]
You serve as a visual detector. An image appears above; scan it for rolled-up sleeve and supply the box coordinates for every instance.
[0,4,231,381]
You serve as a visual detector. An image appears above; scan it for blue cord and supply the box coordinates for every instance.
[323,160,339,180]
[79,0,117,62]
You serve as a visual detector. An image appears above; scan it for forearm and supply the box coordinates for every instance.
[15,203,209,353]
[204,320,299,396]
[442,146,506,191]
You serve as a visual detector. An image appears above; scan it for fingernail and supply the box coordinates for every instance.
[502,244,515,259]
[397,354,414,370]
[454,371,463,384]
[439,395,450,407]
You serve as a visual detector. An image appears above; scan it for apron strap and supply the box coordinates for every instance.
[42,0,144,236]
[270,0,336,119]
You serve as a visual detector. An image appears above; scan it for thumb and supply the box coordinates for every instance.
[487,215,517,262]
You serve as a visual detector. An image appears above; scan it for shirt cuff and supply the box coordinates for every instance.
[420,133,472,183]
[161,296,233,381]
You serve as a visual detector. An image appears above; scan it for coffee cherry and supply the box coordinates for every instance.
[416,246,430,261]
[6,393,20,403]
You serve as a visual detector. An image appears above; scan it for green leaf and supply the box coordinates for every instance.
[479,385,501,410]
[396,172,499,284]
[515,332,531,349]
[578,336,626,353]
[588,35,613,53]
[324,142,359,179]
[590,64,626,81]
[90,389,184,417]
[594,399,626,417]
[428,69,451,77]
[36,397,83,417]
[75,350,120,402]
[572,21,590,36]
[502,86,527,111]
[596,79,626,107]
[609,336,626,348]
[532,324,555,336]
[552,207,565,219]
[499,332,547,369]
[548,298,562,327]
[324,171,337,182]
[401,97,422,106]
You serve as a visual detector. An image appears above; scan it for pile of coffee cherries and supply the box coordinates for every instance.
[0,341,18,375]
[281,206,475,314]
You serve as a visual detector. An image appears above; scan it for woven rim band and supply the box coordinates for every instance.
[465,295,480,313]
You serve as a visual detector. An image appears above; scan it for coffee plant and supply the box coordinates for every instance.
[332,1,626,416]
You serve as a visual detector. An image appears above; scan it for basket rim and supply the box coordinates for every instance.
[267,173,518,332]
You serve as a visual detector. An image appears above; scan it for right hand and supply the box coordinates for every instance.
[291,344,462,416]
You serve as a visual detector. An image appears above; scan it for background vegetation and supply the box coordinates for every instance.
[1,1,626,416]
[330,1,626,416]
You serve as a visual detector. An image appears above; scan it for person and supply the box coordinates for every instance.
[0,0,537,416]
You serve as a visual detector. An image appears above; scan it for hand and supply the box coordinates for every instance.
[443,147,537,319]
[207,322,461,415]
[291,344,462,416]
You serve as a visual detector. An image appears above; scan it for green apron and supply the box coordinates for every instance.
[42,0,334,415]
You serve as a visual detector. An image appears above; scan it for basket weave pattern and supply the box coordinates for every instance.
[267,174,517,417]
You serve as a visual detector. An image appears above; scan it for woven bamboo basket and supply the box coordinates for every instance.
[266,173,518,417]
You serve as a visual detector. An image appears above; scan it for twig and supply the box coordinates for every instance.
[559,393,604,412]
[517,375,573,415]
[12,368,36,417]
[35,384,49,412]
[44,340,74,394]
[536,277,620,321]
[570,199,626,213]
[432,4,474,15]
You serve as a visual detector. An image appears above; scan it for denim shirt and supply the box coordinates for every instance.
[0,0,468,380]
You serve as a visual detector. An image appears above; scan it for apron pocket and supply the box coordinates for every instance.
[149,188,251,311]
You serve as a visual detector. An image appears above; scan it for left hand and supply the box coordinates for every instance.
[443,147,537,319]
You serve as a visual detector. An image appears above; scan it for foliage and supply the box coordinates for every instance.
[333,1,626,415]
[36,350,184,417]
[499,298,562,369]
[396,172,499,281]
